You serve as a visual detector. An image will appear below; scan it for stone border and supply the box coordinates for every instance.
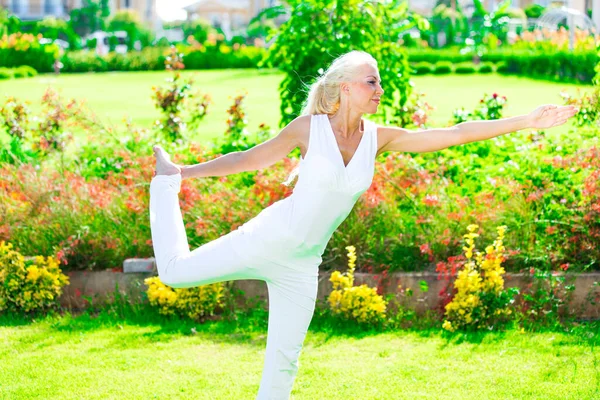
[54,258,600,319]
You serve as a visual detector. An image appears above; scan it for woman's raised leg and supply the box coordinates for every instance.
[149,147,259,288]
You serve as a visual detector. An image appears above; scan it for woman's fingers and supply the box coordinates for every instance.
[554,118,568,126]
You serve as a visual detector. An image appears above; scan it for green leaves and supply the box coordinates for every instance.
[266,0,413,127]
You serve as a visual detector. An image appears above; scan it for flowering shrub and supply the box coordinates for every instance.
[151,47,211,141]
[0,241,69,313]
[144,276,224,322]
[211,92,272,156]
[0,88,92,164]
[389,90,435,129]
[328,245,387,325]
[0,33,58,72]
[513,268,576,330]
[560,89,599,127]
[452,92,507,124]
[442,225,518,332]
[1,80,599,276]
[511,28,599,53]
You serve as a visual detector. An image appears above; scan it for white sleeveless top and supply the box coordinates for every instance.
[233,114,378,262]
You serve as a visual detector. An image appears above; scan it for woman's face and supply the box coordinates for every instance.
[344,63,384,114]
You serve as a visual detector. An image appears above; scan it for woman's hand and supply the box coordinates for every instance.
[528,105,578,129]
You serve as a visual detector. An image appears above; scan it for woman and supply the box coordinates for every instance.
[149,50,577,399]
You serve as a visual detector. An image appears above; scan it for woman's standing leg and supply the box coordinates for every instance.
[256,269,319,400]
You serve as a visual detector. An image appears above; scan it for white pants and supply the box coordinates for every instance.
[149,174,318,400]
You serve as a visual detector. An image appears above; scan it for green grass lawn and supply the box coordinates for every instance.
[1,308,598,400]
[0,70,590,143]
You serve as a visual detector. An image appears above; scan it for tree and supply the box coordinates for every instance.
[469,0,512,48]
[35,17,81,49]
[107,10,153,48]
[69,0,111,37]
[0,8,21,35]
[431,3,468,47]
[267,0,425,127]
[164,19,215,44]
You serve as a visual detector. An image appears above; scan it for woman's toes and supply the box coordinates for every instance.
[153,145,181,176]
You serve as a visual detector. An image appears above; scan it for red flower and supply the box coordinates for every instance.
[559,263,570,271]
[419,243,433,261]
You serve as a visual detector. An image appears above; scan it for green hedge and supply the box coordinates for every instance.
[433,61,453,74]
[412,61,434,75]
[61,48,166,73]
[0,65,38,79]
[478,62,494,73]
[183,45,265,69]
[61,45,266,73]
[454,62,477,74]
[406,48,598,84]
[0,68,12,79]
[497,50,597,84]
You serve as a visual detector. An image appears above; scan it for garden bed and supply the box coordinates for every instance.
[58,259,600,319]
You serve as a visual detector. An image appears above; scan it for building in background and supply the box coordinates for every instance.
[0,0,157,26]
[183,0,281,38]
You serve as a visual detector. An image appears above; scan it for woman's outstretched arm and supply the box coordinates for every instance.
[377,105,578,154]
[181,115,309,179]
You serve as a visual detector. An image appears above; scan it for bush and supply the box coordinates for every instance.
[478,62,494,73]
[442,225,518,332]
[15,65,38,77]
[268,0,414,126]
[0,33,59,73]
[0,241,70,313]
[60,45,264,73]
[407,48,472,64]
[524,4,545,19]
[328,245,387,325]
[182,44,265,69]
[12,69,26,78]
[0,68,12,79]
[0,66,37,79]
[454,62,477,74]
[498,49,597,83]
[496,61,508,73]
[61,50,109,73]
[433,60,453,74]
[144,276,225,322]
[407,47,598,83]
[412,61,434,75]
[105,47,166,71]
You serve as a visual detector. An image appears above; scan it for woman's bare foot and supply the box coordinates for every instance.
[153,145,182,176]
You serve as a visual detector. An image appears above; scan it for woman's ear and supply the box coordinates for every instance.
[340,83,350,94]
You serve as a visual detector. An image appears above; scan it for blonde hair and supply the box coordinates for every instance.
[283,50,379,186]
[301,50,378,116]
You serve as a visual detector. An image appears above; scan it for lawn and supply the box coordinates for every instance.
[0,309,598,400]
[0,70,590,143]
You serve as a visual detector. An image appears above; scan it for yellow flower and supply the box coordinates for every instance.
[442,320,454,331]
[26,266,41,282]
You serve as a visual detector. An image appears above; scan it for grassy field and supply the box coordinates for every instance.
[0,309,598,400]
[0,70,590,143]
